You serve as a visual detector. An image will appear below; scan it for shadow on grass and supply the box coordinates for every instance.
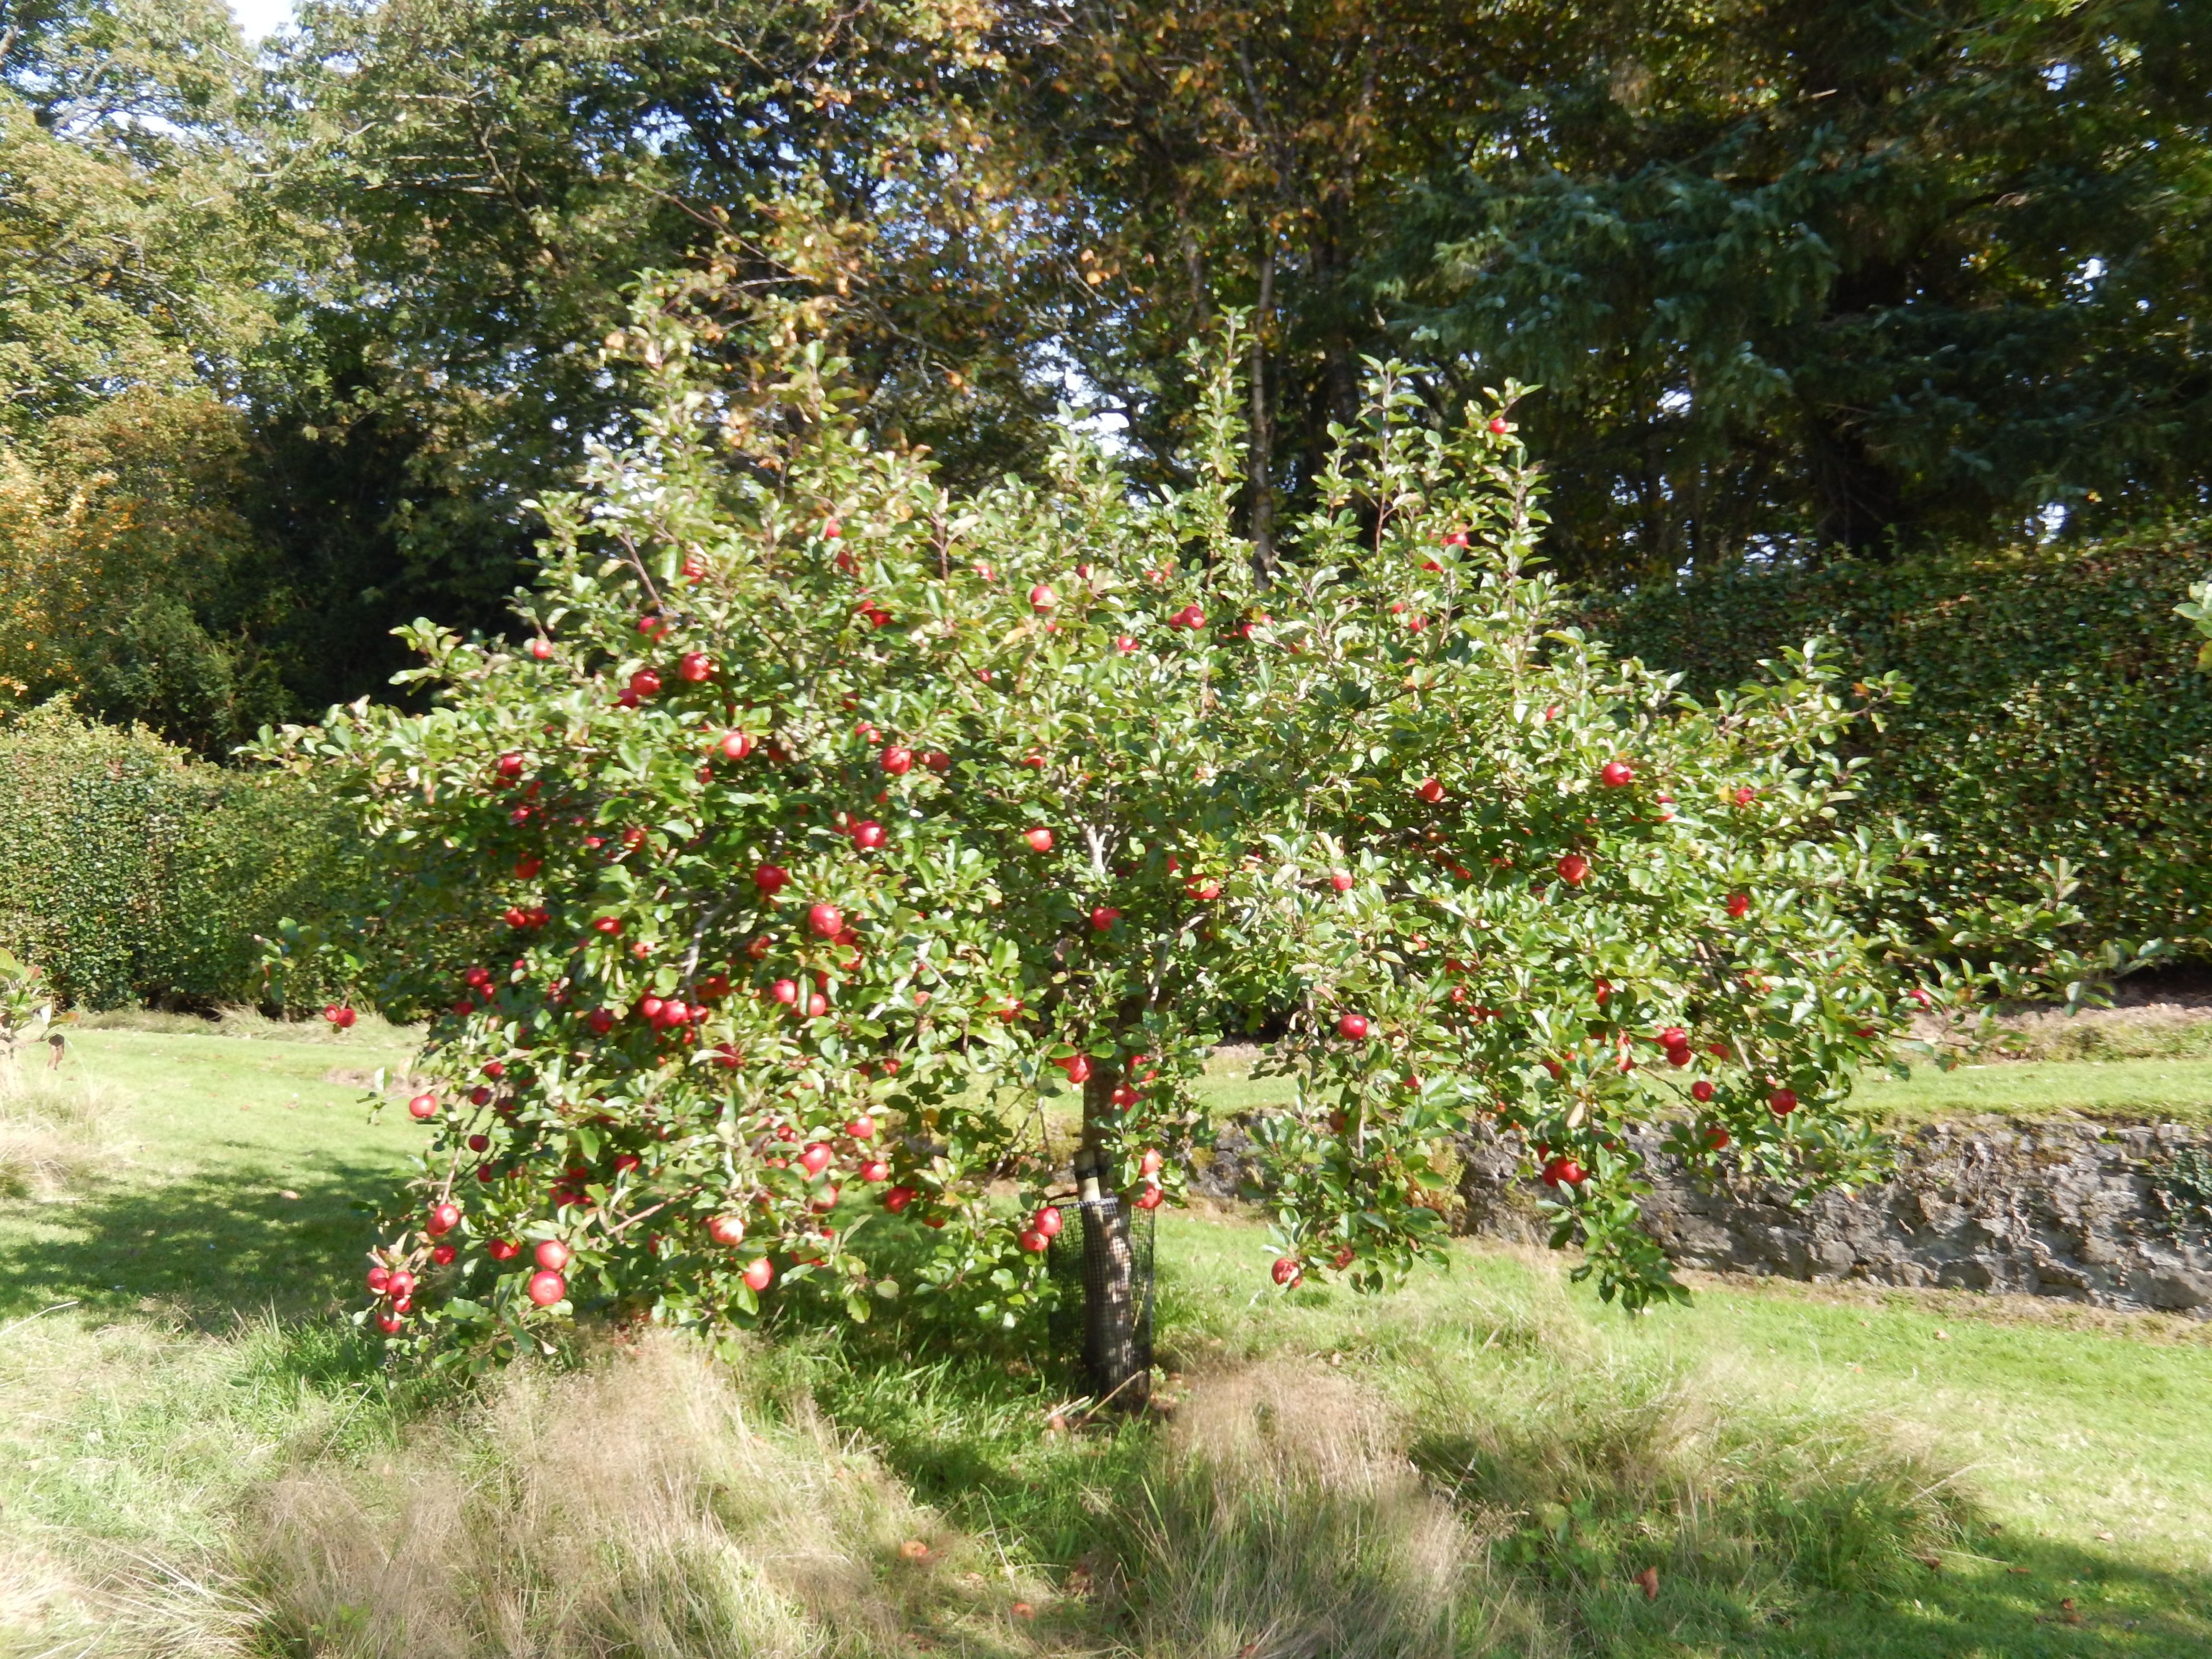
[1406,1415,2212,1658]
[0,1155,399,1325]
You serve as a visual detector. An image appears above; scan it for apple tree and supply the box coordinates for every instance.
[264,305,2110,1401]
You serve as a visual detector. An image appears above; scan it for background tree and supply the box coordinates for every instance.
[249,0,1079,681]
[1378,0,2212,578]
[0,0,308,747]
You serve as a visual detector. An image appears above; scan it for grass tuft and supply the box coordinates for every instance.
[1114,1358,1549,1659]
[245,1330,1045,1658]
[0,1065,119,1199]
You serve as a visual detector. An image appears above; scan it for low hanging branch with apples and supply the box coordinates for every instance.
[262,303,2132,1371]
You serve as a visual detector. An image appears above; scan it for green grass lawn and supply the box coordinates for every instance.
[1854,1057,2212,1127]
[3,1025,2211,1655]
[1197,1050,2212,1130]
[0,1026,421,1323]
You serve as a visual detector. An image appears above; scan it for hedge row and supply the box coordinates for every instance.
[1587,519,2212,954]
[0,698,362,1009]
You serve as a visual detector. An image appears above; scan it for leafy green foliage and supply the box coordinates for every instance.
[1380,0,2212,575]
[1590,521,2212,953]
[264,285,2125,1355]
[0,699,364,1009]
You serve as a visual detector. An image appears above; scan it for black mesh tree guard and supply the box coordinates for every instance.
[1045,1190,1154,1402]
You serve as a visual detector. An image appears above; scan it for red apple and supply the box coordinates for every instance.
[1033,1206,1062,1238]
[858,1159,890,1183]
[1115,634,1137,653]
[800,1142,833,1177]
[884,1185,916,1212]
[431,1243,457,1265]
[385,1269,417,1299]
[377,1314,403,1334]
[742,1257,773,1291]
[1599,760,1635,787]
[366,1266,391,1293]
[407,1092,438,1120]
[1488,414,1509,433]
[527,1270,566,1306]
[533,1239,572,1271]
[528,637,553,660]
[1271,1257,1302,1286]
[850,819,886,851]
[807,903,843,938]
[754,863,789,896]
[706,1214,745,1247]
[1329,871,1355,892]
[1557,853,1590,885]
[1541,1156,1586,1188]
[881,745,913,775]
[1028,583,1056,610]
[1726,892,1751,919]
[1090,906,1120,931]
[1706,1125,1730,1150]
[1415,777,1445,803]
[1690,1080,1715,1103]
[1018,1227,1048,1252]
[716,730,753,760]
[495,751,524,781]
[1132,1183,1163,1210]
[1733,785,1756,805]
[1056,1053,1093,1083]
[628,668,661,700]
[847,1115,875,1139]
[591,915,623,935]
[425,1202,460,1237]
[1767,1089,1799,1116]
[678,651,713,682]
[1333,1245,1356,1270]
[487,1238,520,1261]
[1336,1013,1370,1041]
[1022,827,1054,853]
[1138,1147,1164,1176]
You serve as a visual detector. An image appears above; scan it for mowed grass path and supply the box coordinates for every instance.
[2,1027,2211,1653]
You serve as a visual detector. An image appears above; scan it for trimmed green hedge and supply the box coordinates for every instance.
[1588,520,2212,953]
[0,699,362,1009]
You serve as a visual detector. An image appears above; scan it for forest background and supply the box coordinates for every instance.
[2,0,2208,1007]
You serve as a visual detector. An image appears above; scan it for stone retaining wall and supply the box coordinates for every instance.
[1205,1116,2212,1316]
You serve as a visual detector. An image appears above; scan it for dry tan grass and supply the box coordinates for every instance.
[0,1068,119,1199]
[246,1331,1045,1659]
[1120,1358,1555,1659]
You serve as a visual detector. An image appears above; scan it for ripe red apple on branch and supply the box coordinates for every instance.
[262,302,2130,1386]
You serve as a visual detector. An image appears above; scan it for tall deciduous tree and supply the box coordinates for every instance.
[256,0,1076,648]
[1381,0,2212,576]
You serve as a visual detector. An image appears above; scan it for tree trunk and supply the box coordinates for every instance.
[1074,1063,1149,1411]
[1247,240,1277,585]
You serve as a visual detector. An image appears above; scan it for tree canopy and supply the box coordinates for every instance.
[2,0,2207,745]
